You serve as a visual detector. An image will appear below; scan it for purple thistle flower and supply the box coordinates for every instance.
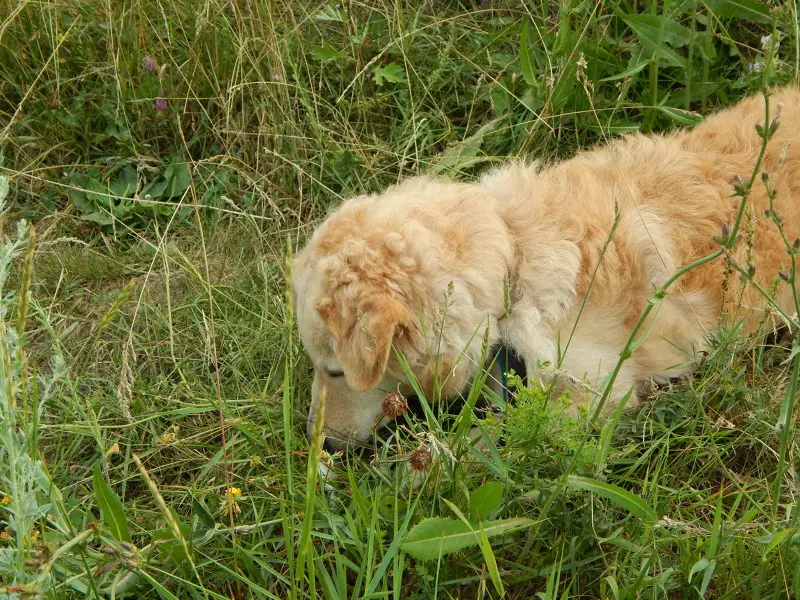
[142,56,157,72]
[153,97,167,111]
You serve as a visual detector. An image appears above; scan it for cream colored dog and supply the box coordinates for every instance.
[293,86,800,449]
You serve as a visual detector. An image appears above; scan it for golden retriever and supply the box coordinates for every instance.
[292,86,800,449]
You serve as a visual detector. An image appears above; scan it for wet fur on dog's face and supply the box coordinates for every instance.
[293,86,800,449]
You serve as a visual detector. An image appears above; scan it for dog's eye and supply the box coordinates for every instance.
[325,368,344,378]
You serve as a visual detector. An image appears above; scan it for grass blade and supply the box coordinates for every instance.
[566,475,657,526]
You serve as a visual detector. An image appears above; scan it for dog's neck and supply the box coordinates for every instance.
[478,164,583,373]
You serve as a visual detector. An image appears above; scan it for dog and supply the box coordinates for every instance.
[292,86,800,450]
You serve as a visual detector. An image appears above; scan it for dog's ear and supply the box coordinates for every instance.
[317,292,413,391]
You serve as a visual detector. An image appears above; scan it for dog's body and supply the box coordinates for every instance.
[293,87,800,449]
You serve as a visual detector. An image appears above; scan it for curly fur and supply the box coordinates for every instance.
[293,86,800,449]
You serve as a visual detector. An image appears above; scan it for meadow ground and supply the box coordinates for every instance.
[0,1,799,598]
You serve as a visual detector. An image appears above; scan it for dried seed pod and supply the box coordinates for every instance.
[382,392,408,419]
[408,447,433,471]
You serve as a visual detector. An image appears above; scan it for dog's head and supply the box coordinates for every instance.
[292,177,513,449]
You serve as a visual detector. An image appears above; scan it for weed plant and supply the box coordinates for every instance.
[0,1,798,598]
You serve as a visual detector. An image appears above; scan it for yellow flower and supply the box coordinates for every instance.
[1,496,10,505]
[158,432,177,445]
[221,486,242,518]
[249,456,261,468]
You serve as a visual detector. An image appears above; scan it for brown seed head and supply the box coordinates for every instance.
[408,446,432,471]
[382,392,408,419]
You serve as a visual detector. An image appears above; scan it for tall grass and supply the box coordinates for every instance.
[0,0,798,598]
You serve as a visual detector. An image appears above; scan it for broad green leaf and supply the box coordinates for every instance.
[110,164,137,198]
[141,177,168,199]
[163,161,191,198]
[619,13,690,68]
[566,475,657,525]
[689,558,717,595]
[550,58,577,113]
[93,463,131,542]
[689,558,711,581]
[311,42,351,62]
[314,4,346,21]
[192,494,216,532]
[80,210,114,226]
[620,13,692,47]
[553,15,572,58]
[431,118,502,174]
[491,85,510,116]
[469,482,503,522]
[373,63,406,86]
[401,517,533,560]
[600,52,649,82]
[700,559,717,596]
[85,177,112,209]
[153,511,193,564]
[68,174,96,213]
[519,21,535,86]
[603,575,621,600]
[704,0,773,23]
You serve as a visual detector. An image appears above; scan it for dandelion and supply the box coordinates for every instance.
[141,55,157,72]
[153,97,167,111]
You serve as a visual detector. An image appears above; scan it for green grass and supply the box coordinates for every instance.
[0,0,799,597]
